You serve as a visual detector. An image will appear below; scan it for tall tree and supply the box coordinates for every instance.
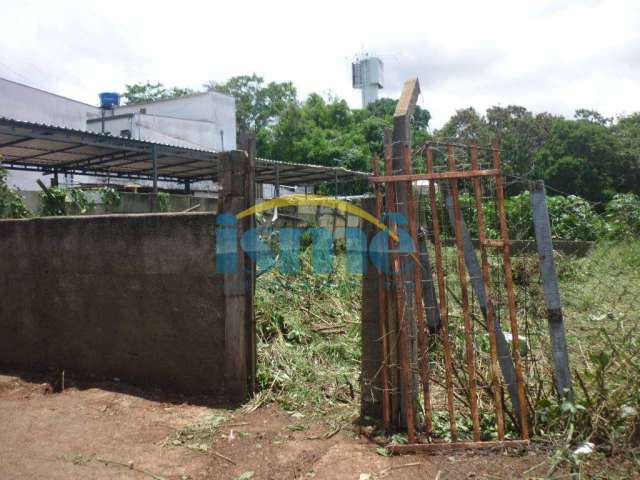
[436,107,491,144]
[206,74,297,133]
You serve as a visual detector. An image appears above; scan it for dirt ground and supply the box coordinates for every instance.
[0,372,551,479]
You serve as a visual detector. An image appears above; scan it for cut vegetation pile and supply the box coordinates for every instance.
[254,249,361,421]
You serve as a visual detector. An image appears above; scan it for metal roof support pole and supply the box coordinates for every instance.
[184,179,191,194]
[275,163,280,198]
[151,144,158,193]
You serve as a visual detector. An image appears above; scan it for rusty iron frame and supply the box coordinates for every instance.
[402,143,433,435]
[372,154,392,431]
[371,140,529,450]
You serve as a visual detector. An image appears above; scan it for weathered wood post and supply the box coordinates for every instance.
[530,180,573,400]
[219,149,256,403]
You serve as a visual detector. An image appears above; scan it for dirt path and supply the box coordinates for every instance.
[0,373,550,479]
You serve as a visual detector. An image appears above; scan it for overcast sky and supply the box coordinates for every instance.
[0,0,637,128]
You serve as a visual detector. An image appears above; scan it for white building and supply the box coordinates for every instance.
[0,77,236,190]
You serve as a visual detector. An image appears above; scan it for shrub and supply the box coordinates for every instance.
[100,187,122,211]
[605,193,640,239]
[0,167,31,218]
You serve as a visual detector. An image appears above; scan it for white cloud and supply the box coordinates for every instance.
[0,0,637,127]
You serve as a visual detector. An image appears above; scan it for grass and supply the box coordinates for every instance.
[249,237,640,477]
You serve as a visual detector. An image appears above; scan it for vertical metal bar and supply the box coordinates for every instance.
[469,142,505,440]
[447,144,481,441]
[385,137,416,441]
[402,144,433,435]
[443,185,520,422]
[372,154,392,431]
[491,140,530,439]
[184,179,191,194]
[531,180,573,400]
[426,146,458,440]
[151,144,158,193]
[275,164,280,198]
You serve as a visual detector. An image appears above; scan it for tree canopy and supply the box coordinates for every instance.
[122,82,195,105]
[122,75,640,202]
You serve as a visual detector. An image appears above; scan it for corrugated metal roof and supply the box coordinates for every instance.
[0,117,369,185]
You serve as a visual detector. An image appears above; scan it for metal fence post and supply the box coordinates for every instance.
[530,180,573,400]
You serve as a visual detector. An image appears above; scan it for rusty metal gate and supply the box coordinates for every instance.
[366,138,529,452]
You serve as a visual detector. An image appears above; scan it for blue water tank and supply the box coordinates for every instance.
[99,92,120,109]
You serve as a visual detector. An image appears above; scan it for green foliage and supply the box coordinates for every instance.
[451,191,608,241]
[208,74,297,133]
[40,187,92,216]
[531,242,640,472]
[123,82,195,105]
[605,193,640,239]
[545,195,606,241]
[67,188,89,214]
[100,187,121,210]
[0,167,31,218]
[436,106,640,202]
[156,192,170,212]
[253,249,360,417]
[40,186,68,216]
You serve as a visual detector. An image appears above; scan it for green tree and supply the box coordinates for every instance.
[485,105,557,190]
[122,82,195,105]
[533,118,619,202]
[611,112,640,194]
[207,74,297,133]
[436,107,491,144]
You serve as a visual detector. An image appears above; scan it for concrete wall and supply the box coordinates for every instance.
[0,213,235,396]
[87,111,233,153]
[17,191,218,217]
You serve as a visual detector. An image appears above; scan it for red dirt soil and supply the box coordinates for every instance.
[0,372,551,479]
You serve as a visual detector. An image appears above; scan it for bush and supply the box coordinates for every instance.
[605,193,640,239]
[100,187,122,211]
[0,167,31,218]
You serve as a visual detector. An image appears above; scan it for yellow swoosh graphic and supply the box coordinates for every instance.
[235,194,398,241]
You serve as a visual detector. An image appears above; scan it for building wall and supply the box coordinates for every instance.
[0,77,99,128]
[107,91,236,151]
[0,79,237,190]
[87,112,229,152]
[0,213,238,396]
[0,77,101,190]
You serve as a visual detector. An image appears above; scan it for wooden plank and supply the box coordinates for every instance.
[387,439,529,454]
[394,78,421,118]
